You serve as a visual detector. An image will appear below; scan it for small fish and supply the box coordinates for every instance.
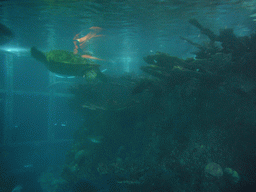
[23,164,33,168]
[101,69,107,73]
[87,135,104,144]
[55,74,76,79]
[11,185,22,192]
[73,174,126,192]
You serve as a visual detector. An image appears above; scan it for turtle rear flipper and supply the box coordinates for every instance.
[0,23,14,45]
[31,47,48,64]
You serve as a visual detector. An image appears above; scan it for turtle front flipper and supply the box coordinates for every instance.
[82,68,108,82]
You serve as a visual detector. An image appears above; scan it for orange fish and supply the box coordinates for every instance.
[89,26,102,31]
[73,33,79,40]
[75,27,102,44]
[73,41,78,54]
[76,32,94,43]
[73,26,103,59]
[81,54,104,61]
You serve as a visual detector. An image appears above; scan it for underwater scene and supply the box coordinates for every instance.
[1,0,256,191]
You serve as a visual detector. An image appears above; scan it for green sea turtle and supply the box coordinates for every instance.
[31,47,106,81]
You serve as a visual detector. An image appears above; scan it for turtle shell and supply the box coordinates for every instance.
[31,47,105,81]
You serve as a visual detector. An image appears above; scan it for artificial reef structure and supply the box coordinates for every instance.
[40,20,256,192]
[138,18,256,95]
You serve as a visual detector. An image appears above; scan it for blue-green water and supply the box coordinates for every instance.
[1,0,256,191]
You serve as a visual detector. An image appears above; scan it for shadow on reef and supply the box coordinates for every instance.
[40,19,256,192]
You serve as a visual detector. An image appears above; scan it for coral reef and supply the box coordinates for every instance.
[43,20,256,192]
[184,19,256,79]
[205,162,223,177]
